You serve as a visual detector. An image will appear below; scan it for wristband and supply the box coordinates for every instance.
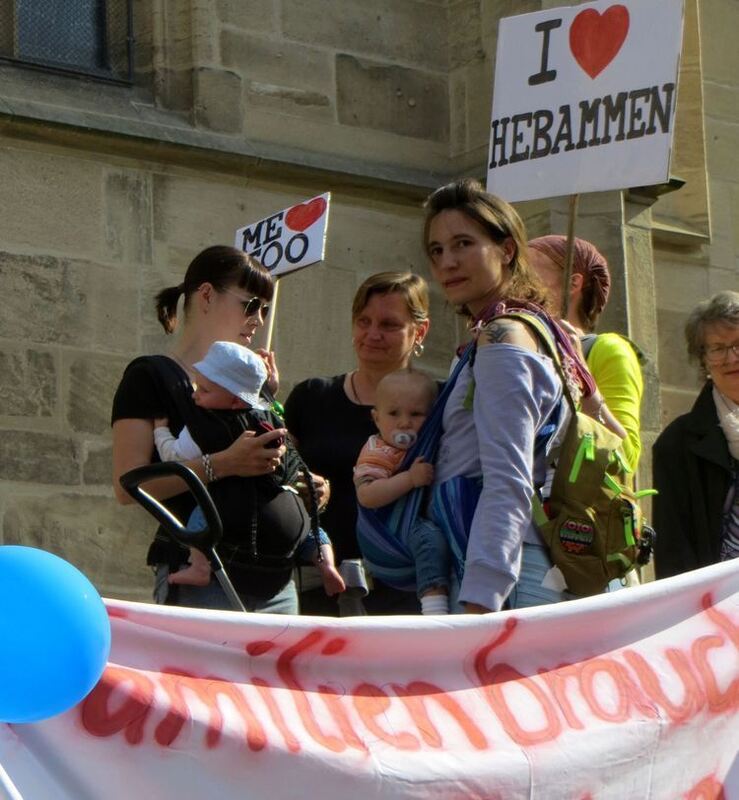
[202,453,216,483]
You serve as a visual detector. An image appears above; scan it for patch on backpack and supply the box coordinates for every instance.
[558,519,594,554]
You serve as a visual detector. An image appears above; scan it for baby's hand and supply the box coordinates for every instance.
[559,319,586,361]
[255,348,279,396]
[154,417,169,429]
[408,457,434,488]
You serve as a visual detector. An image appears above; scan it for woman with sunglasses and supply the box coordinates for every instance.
[111,245,324,613]
[653,290,739,577]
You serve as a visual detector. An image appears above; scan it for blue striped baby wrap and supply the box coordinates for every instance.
[355,346,473,592]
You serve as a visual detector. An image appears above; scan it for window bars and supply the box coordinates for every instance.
[0,0,133,83]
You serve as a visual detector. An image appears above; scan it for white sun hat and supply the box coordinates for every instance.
[193,341,269,409]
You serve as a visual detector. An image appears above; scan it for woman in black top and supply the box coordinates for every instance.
[653,290,739,576]
[285,272,430,616]
[112,245,326,612]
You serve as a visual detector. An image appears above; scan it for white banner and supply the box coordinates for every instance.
[487,0,684,202]
[1,560,737,799]
[234,193,331,278]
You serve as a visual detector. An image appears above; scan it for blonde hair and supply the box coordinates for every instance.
[375,368,437,410]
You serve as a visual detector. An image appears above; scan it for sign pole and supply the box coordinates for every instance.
[560,193,580,320]
[264,279,280,353]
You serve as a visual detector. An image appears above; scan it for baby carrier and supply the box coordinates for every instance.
[129,356,320,593]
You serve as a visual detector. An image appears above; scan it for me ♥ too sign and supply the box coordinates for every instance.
[234,193,330,278]
[1,560,737,799]
[487,0,685,203]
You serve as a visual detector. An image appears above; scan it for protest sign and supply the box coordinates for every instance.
[234,193,331,278]
[487,0,684,202]
[1,559,737,799]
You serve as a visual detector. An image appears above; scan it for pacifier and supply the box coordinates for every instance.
[391,430,417,449]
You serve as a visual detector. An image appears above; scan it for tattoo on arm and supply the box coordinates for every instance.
[479,319,517,346]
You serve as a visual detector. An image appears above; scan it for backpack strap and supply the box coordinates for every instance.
[580,333,598,360]
[491,313,580,528]
[581,332,647,366]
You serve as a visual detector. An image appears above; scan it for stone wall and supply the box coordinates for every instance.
[0,0,465,600]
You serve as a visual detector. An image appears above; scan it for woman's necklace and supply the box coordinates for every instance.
[350,370,364,405]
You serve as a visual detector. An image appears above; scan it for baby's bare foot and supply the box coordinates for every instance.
[320,564,346,596]
[168,561,211,587]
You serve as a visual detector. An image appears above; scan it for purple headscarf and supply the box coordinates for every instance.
[528,235,611,323]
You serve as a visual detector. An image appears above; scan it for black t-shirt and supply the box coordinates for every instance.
[284,375,375,563]
[112,357,195,568]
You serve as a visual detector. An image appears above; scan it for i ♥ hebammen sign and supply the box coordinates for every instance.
[235,193,331,278]
[487,0,684,202]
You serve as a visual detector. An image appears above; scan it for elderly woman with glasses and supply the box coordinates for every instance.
[111,245,327,613]
[653,290,739,577]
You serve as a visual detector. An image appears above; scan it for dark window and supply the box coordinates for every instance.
[0,0,133,83]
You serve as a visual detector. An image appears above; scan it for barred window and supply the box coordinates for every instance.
[0,0,132,82]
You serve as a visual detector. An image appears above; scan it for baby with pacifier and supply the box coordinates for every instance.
[354,368,451,614]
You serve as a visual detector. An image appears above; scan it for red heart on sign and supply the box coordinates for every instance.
[284,197,327,232]
[569,5,629,79]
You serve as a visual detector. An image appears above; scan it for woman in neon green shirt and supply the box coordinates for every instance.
[528,235,643,471]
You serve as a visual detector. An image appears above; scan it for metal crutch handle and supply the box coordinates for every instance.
[119,462,246,612]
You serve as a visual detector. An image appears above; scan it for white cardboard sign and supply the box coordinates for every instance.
[234,193,331,278]
[486,0,684,203]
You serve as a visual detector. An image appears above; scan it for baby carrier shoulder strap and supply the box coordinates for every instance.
[133,354,202,437]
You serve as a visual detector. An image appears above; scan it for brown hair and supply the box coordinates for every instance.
[422,178,548,313]
[351,272,429,325]
[375,367,438,409]
[155,246,274,334]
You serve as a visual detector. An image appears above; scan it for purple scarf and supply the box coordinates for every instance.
[472,299,597,400]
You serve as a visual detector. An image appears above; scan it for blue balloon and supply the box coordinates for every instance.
[0,546,111,724]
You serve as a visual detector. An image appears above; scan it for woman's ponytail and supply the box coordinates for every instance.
[155,284,184,334]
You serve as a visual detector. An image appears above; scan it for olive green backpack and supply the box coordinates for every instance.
[500,313,655,597]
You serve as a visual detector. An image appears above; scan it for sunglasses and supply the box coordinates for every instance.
[224,289,270,320]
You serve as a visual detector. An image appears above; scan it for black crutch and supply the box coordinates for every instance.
[119,462,246,612]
